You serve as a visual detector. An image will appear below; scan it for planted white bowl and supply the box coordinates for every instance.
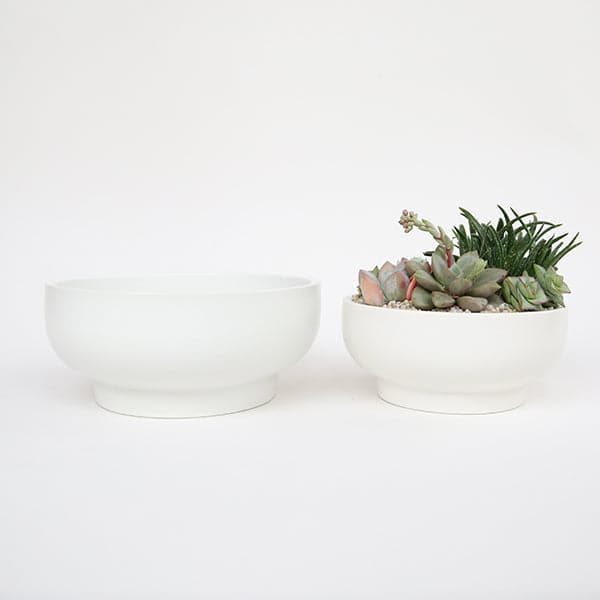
[343,298,567,414]
[46,274,320,418]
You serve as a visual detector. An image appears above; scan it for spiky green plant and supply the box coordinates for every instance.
[408,248,507,312]
[453,206,581,276]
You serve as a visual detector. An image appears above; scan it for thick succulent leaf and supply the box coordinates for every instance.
[431,291,455,308]
[451,251,477,272]
[487,293,503,307]
[534,285,549,304]
[411,286,434,310]
[465,258,487,281]
[456,296,488,312]
[378,261,396,277]
[516,278,548,305]
[414,269,443,292]
[431,249,456,287]
[517,295,544,311]
[405,257,431,276]
[533,264,571,307]
[469,281,501,298]
[502,275,549,311]
[469,269,505,296]
[447,277,472,296]
[472,268,508,287]
[502,278,521,310]
[452,251,487,281]
[559,280,571,294]
[545,291,565,307]
[359,270,385,306]
[532,264,546,280]
[380,270,410,302]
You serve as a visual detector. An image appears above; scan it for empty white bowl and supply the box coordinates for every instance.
[343,297,568,414]
[46,274,320,417]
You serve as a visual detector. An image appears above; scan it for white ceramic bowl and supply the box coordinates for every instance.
[343,297,568,414]
[46,274,320,417]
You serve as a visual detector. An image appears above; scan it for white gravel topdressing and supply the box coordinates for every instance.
[351,295,519,313]
[386,299,516,313]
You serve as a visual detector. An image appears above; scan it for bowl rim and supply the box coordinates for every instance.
[343,296,567,317]
[46,273,320,296]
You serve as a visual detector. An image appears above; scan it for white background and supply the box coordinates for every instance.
[1,1,599,598]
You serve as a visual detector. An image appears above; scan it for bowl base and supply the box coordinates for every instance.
[376,379,524,415]
[93,377,276,418]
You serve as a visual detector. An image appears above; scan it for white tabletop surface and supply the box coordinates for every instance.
[2,336,598,599]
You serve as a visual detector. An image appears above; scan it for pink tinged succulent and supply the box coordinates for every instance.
[358,261,410,305]
[358,270,386,306]
[379,269,410,302]
[378,261,397,277]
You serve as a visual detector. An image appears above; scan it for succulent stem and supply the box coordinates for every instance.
[399,210,455,254]
[446,247,453,267]
[406,274,417,301]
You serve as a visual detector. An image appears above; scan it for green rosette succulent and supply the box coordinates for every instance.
[533,265,571,307]
[502,274,548,311]
[502,265,571,311]
[409,248,507,312]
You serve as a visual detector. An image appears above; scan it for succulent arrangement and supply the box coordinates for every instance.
[356,207,580,312]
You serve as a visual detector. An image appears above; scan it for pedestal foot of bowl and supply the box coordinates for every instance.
[93,377,276,418]
[376,379,525,415]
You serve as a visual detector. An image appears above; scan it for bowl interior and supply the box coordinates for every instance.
[50,274,315,295]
